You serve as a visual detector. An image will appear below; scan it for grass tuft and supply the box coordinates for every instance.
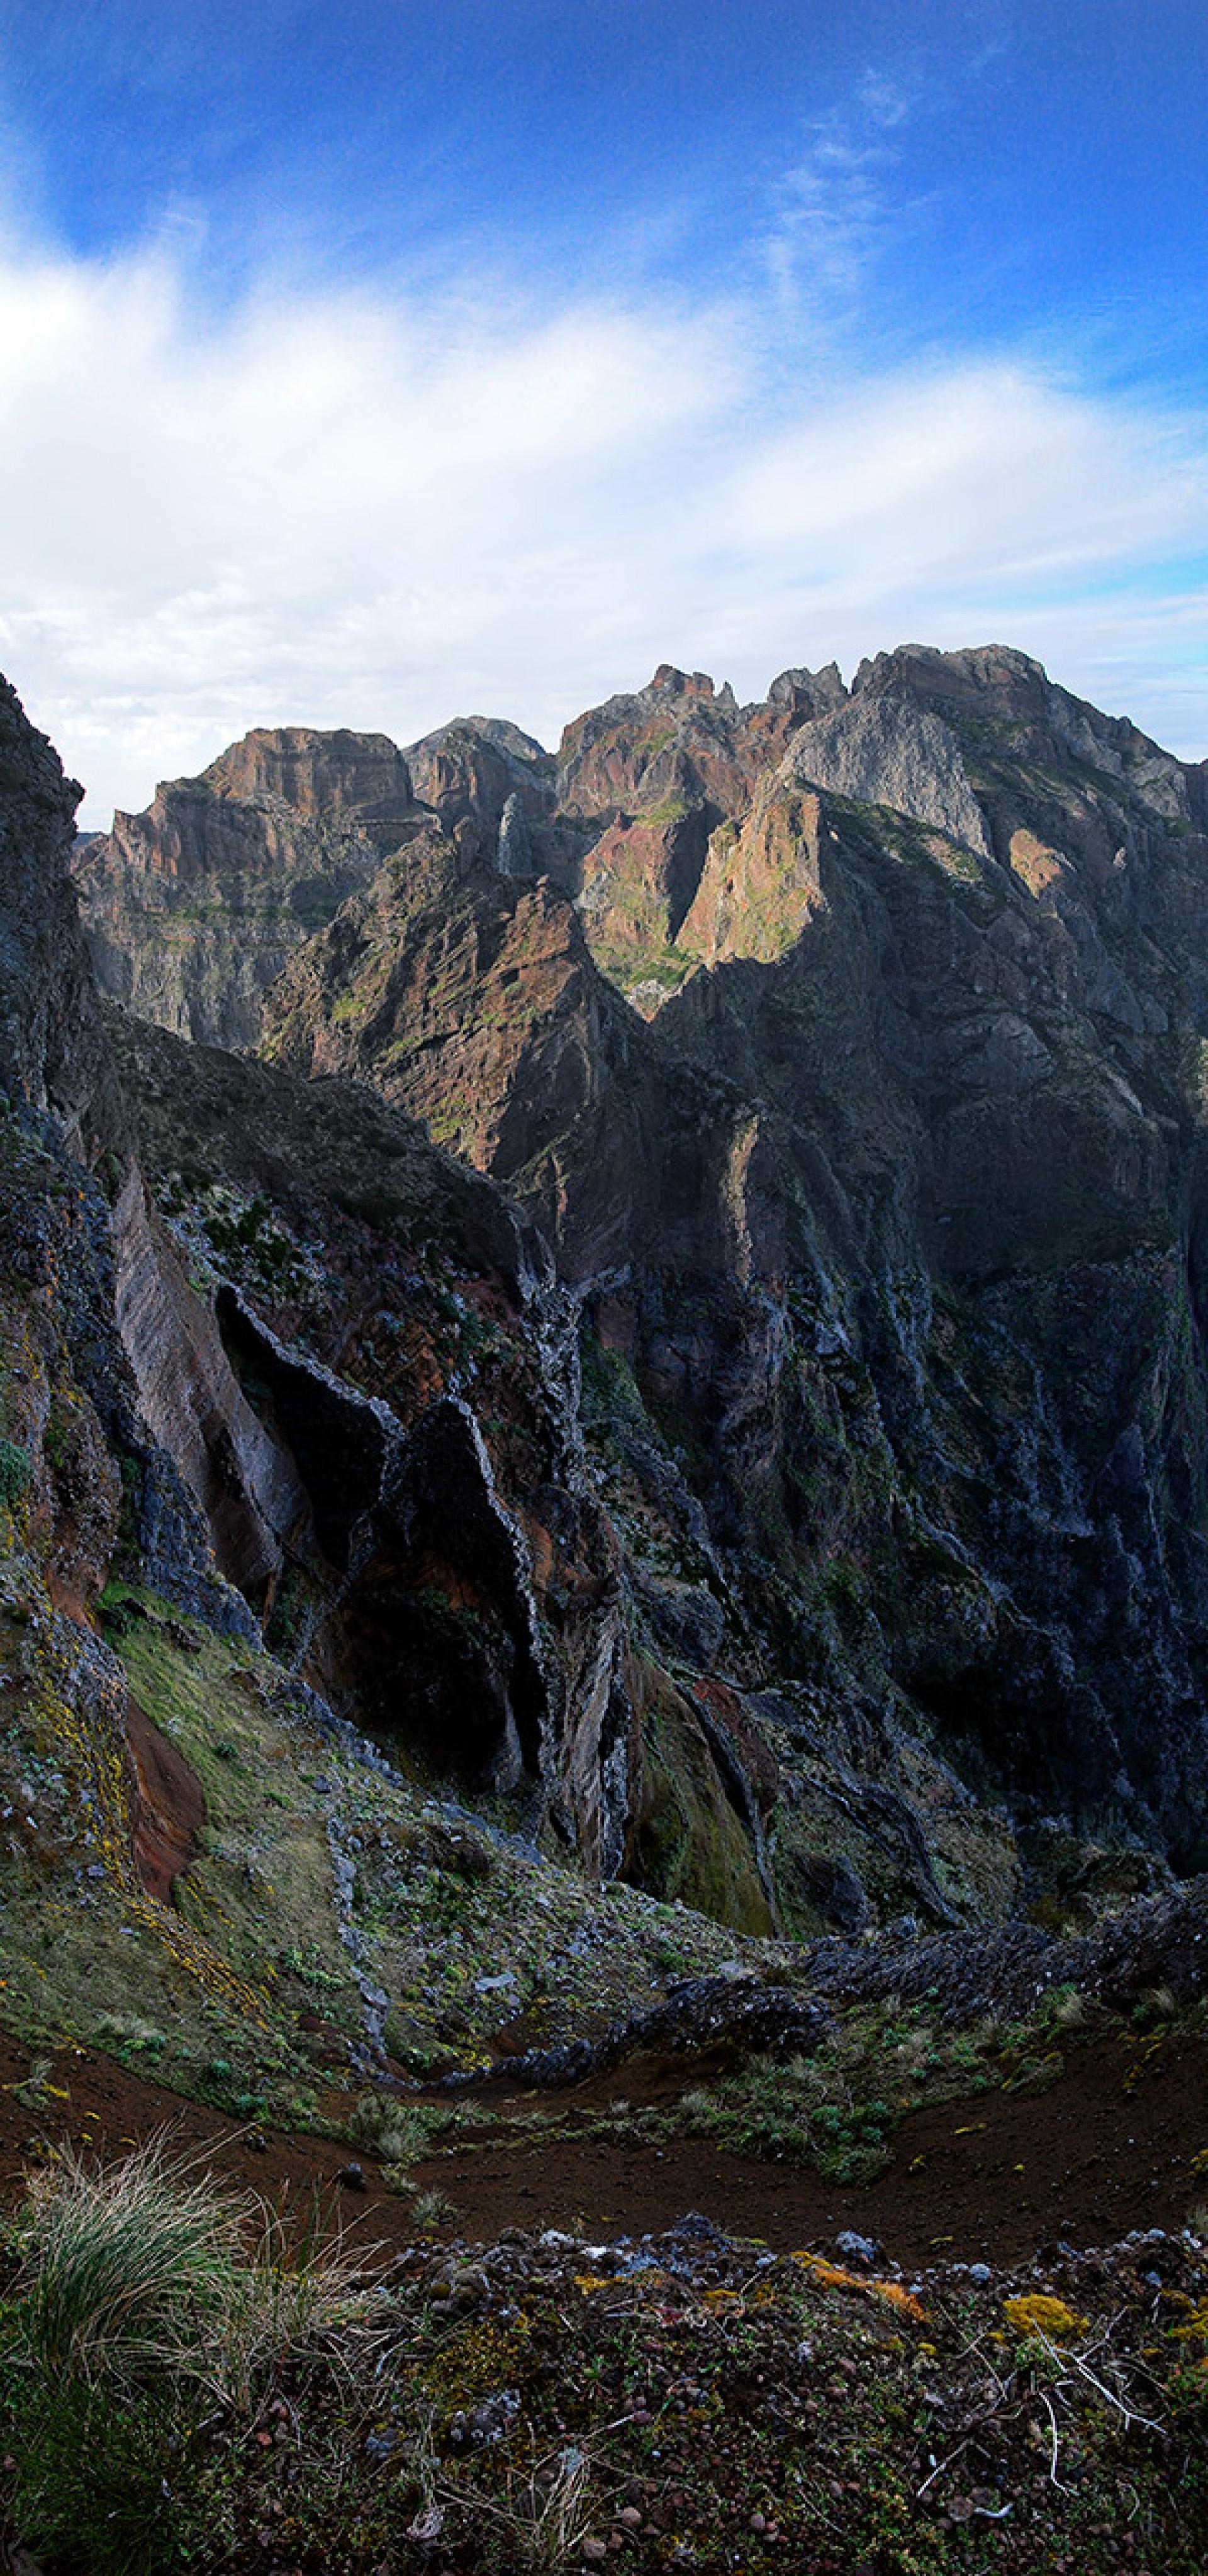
[1,2140,390,2573]
[14,2136,245,2380]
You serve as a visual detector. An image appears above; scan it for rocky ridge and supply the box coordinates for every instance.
[247,644,1208,1900]
[75,726,423,1049]
[14,644,1208,1997]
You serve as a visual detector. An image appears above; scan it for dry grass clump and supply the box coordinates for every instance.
[438,2434,601,2570]
[11,2135,381,2398]
[15,2137,246,2380]
[1,2136,390,2575]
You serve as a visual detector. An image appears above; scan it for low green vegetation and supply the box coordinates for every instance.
[0,1437,30,1508]
[489,1987,1208,2192]
[0,1550,771,2140]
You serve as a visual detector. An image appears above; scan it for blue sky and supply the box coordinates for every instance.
[0,0,1204,818]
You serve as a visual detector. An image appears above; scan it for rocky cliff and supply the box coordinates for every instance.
[12,645,1208,1988]
[0,677,120,1150]
[74,726,424,1049]
[0,677,778,1971]
[254,645,1208,1901]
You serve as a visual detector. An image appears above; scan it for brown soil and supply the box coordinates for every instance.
[124,1692,206,1903]
[0,2023,1204,2268]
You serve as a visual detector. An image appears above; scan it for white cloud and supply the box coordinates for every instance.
[759,67,931,331]
[0,236,1204,823]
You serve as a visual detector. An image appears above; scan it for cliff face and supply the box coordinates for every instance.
[74,727,425,1050]
[245,647,1208,1897]
[259,823,780,1291]
[0,674,773,1976]
[18,643,1208,1967]
[0,678,118,1151]
[102,1008,681,1894]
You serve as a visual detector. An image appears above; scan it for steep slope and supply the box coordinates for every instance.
[249,647,1208,1894]
[259,821,782,1289]
[0,672,778,2019]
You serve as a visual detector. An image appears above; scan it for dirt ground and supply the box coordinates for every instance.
[0,2022,1204,2267]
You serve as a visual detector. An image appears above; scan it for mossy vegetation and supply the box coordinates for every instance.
[0,1438,30,1508]
[632,1665,774,1935]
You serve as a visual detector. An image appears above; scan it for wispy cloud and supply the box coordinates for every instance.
[1,235,1205,821]
[761,64,931,331]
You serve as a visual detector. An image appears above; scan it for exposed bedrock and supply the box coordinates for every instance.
[74,726,425,1050]
[17,643,1208,1937]
[125,1692,207,1906]
[112,1168,311,1602]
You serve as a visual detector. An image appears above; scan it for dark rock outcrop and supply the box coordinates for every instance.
[802,1873,1208,2024]
[497,1971,832,2089]
[0,677,118,1150]
[101,1011,756,1892]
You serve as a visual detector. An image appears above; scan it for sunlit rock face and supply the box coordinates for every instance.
[74,726,425,1051]
[32,642,1208,1931]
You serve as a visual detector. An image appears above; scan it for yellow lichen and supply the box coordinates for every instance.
[791,2253,928,2324]
[1003,2293,1085,2343]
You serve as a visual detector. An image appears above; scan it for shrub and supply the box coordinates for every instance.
[412,2187,456,2232]
[0,1437,30,1507]
[0,2370,206,2576]
[347,2089,442,2166]
[345,2088,486,2167]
